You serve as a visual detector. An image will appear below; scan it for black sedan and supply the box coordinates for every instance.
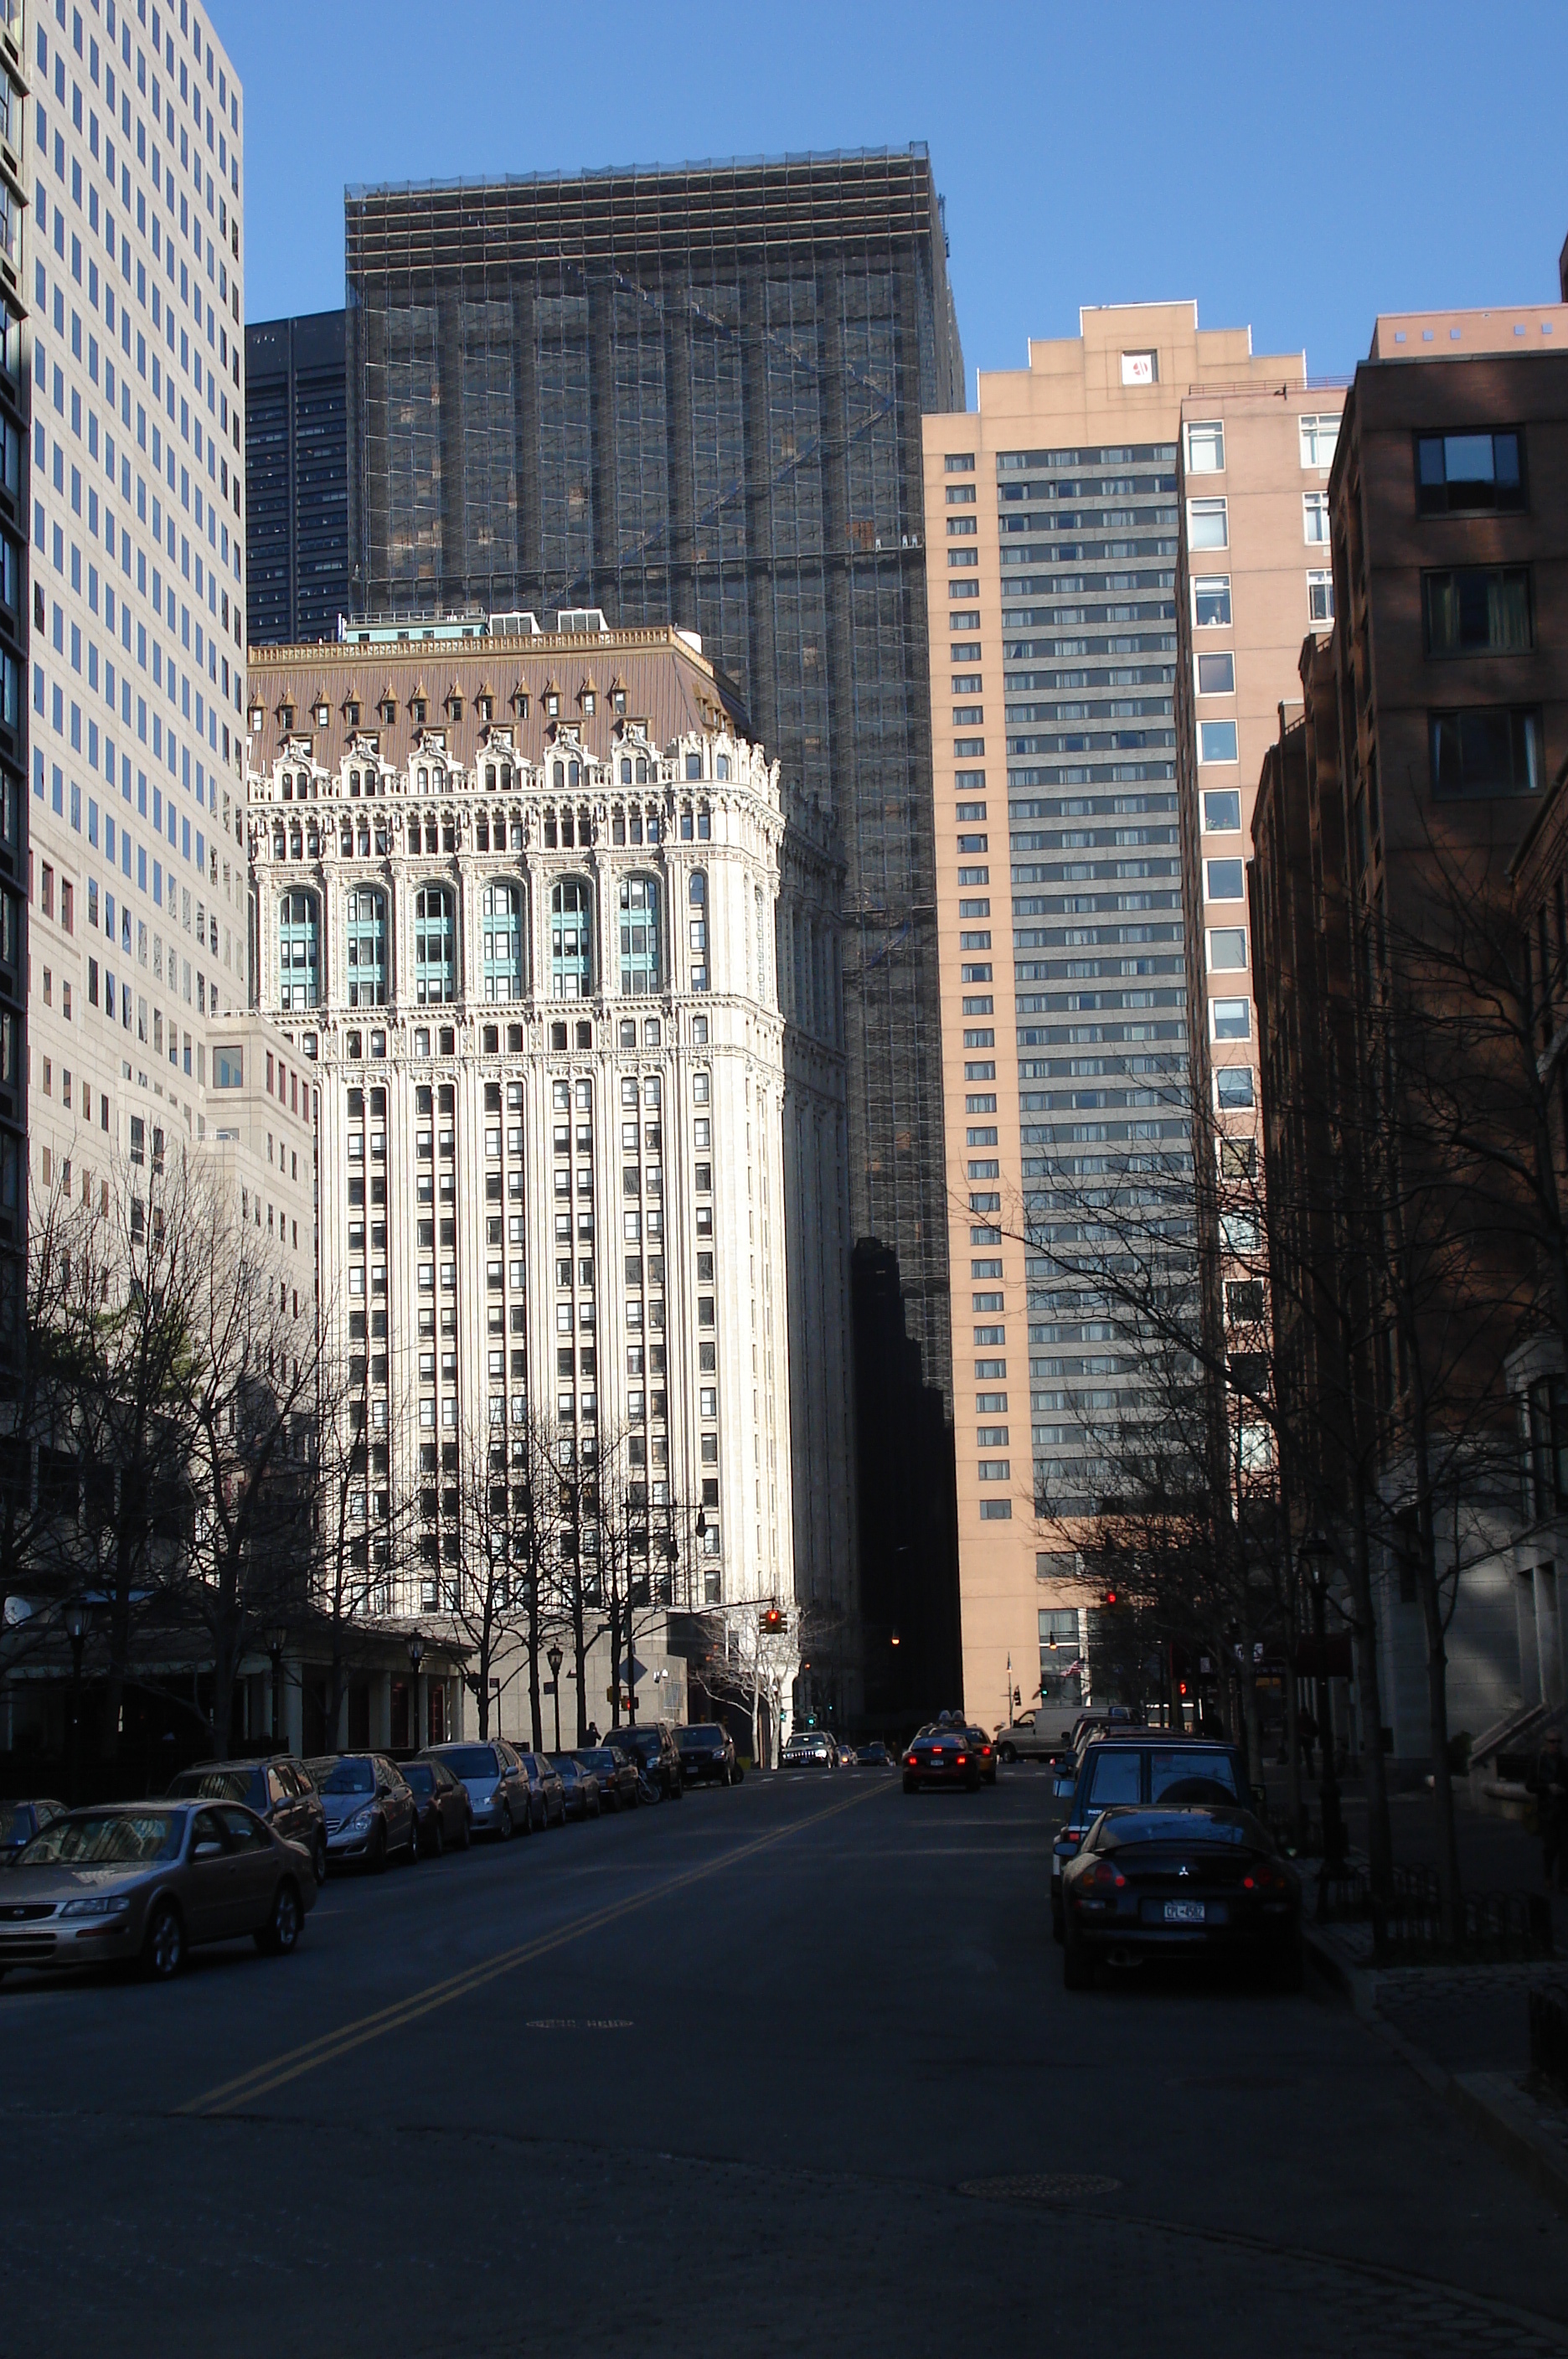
[1060,1805,1302,1990]
[549,1756,602,1820]
[677,1723,738,1786]
[854,1742,895,1768]
[575,1747,640,1810]
[902,1726,983,1793]
[400,1758,473,1856]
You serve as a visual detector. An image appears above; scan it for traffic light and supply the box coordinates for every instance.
[761,1605,785,1637]
[1103,1587,1119,1609]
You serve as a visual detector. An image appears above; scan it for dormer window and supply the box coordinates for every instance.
[410,699,426,725]
[611,689,627,715]
[477,696,493,723]
[344,701,361,729]
[314,702,330,728]
[379,699,397,725]
[446,695,463,722]
[581,690,596,715]
[248,703,264,733]
[544,690,560,718]
[510,689,529,719]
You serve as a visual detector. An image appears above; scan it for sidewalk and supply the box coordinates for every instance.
[1295,1777,1568,2217]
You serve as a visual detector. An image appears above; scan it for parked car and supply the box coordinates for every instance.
[549,1756,601,1821]
[400,1758,472,1856]
[167,1758,328,1886]
[0,1800,317,1980]
[575,1746,640,1810]
[1050,1732,1258,1940]
[1060,1804,1302,1990]
[902,1724,983,1794]
[516,1751,567,1829]
[854,1742,895,1768]
[993,1709,1079,1768]
[781,1727,837,1768]
[303,1753,420,1871]
[677,1723,738,1786]
[421,1741,532,1839]
[0,1798,67,1863]
[605,1721,684,1799]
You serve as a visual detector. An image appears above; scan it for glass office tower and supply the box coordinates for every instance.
[345,150,967,1710]
[245,308,348,647]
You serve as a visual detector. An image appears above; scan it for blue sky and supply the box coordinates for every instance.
[221,0,1568,389]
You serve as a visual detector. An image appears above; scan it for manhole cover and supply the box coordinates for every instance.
[524,2018,634,2030]
[960,2173,1123,2202]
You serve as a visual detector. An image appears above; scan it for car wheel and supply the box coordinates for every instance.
[496,1803,513,1840]
[370,1824,389,1874]
[142,1899,185,1981]
[312,1831,328,1887]
[1062,1921,1093,1991]
[998,1742,1017,1765]
[457,1810,472,1851]
[430,1815,445,1860]
[1267,1939,1305,1994]
[255,1879,303,1958]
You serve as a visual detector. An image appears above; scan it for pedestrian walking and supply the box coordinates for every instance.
[1529,1727,1568,1893]
[585,1720,601,1747]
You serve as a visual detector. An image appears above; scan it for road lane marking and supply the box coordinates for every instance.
[180,1783,888,2118]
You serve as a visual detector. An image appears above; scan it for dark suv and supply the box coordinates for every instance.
[677,1724,738,1786]
[167,1757,328,1886]
[1050,1733,1257,1941]
[606,1721,684,1800]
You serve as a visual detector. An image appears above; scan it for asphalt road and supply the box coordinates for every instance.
[3,1769,1567,2356]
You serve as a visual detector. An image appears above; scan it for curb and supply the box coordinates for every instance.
[1306,1927,1568,2222]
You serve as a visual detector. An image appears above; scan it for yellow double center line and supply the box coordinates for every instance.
[181,1783,887,2119]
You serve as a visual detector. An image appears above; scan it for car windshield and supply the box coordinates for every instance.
[1097,1809,1263,1848]
[440,1747,501,1778]
[680,1727,721,1745]
[18,1810,183,1866]
[168,1768,257,1803]
[549,1757,579,1777]
[400,1764,435,1794]
[312,1758,375,1795]
[612,1729,656,1752]
[575,1750,614,1770]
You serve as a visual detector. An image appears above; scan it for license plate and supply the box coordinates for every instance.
[1163,1900,1205,1923]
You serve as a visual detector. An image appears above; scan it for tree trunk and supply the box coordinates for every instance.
[1407,1384,1463,1945]
[1344,1473,1394,1903]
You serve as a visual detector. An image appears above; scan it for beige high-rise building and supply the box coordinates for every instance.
[921,303,1304,1727]
[1173,383,1344,1247]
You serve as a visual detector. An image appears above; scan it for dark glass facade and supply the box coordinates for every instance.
[344,150,966,1418]
[245,310,348,646]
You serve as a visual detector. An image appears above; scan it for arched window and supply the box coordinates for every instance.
[635,757,648,785]
[619,756,632,784]
[618,875,661,996]
[415,885,456,1004]
[482,880,524,1000]
[278,890,320,1010]
[550,879,593,1000]
[689,871,709,993]
[345,888,388,1008]
[716,755,730,782]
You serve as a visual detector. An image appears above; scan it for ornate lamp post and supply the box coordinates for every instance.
[547,1643,564,1753]
[64,1599,88,1806]
[267,1622,290,1750]
[1302,1531,1347,1892]
[405,1630,426,1753]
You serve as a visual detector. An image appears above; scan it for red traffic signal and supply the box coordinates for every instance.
[1103,1588,1119,1608]
[761,1606,785,1635]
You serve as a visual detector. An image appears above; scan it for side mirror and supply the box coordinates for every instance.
[193,1838,224,1861]
[377,1781,392,1799]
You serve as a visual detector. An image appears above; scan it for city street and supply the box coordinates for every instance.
[3,1769,1566,2356]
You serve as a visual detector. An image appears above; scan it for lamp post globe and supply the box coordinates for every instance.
[547,1643,564,1753]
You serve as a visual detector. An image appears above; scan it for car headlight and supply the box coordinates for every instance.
[60,1894,132,1917]
[345,1806,374,1833]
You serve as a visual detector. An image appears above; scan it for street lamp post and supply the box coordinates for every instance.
[1302,1532,1347,1896]
[267,1623,290,1751]
[64,1599,88,1807]
[405,1631,426,1754]
[547,1644,564,1753]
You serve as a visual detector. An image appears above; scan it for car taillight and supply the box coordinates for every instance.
[955,1753,967,1765]
[1082,1860,1126,1890]
[1243,1864,1289,1893]
[905,1755,917,1768]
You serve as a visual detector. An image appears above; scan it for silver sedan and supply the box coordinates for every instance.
[0,1801,317,1981]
